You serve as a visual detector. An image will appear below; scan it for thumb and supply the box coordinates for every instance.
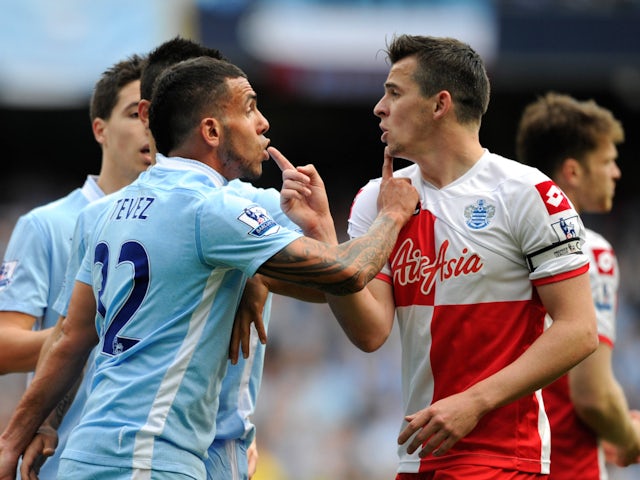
[41,434,57,457]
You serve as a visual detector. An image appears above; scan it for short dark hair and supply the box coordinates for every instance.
[516,92,624,175]
[149,57,247,155]
[385,34,490,124]
[141,36,226,101]
[90,54,147,121]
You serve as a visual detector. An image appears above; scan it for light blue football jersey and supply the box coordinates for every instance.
[54,172,296,477]
[0,177,102,329]
[0,176,103,480]
[213,178,299,446]
[61,155,302,479]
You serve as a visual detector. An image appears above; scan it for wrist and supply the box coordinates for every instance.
[303,218,338,244]
[380,208,411,228]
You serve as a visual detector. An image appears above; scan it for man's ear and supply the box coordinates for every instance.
[92,117,106,145]
[201,117,220,147]
[560,158,583,187]
[138,99,151,128]
[433,90,452,119]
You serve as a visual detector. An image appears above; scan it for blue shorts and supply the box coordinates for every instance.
[57,459,197,480]
[205,438,248,480]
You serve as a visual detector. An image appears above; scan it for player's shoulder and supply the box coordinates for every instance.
[583,227,613,251]
[18,187,84,225]
[478,151,559,211]
[82,191,117,214]
[482,151,548,186]
[227,178,278,202]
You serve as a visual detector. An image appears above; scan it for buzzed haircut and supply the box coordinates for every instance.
[149,56,247,156]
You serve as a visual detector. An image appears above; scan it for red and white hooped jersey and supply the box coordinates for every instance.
[543,227,618,480]
[348,150,589,475]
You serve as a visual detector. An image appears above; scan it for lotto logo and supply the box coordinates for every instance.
[535,181,571,215]
[593,248,615,275]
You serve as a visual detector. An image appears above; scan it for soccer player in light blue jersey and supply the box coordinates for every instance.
[0,54,151,480]
[20,38,292,480]
[0,56,419,479]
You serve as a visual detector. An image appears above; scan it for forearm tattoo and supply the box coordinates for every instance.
[261,213,400,295]
[51,389,74,429]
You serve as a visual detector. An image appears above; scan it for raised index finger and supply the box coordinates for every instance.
[268,146,295,172]
[382,146,394,181]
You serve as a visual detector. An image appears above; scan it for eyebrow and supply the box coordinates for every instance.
[122,101,140,112]
[246,93,258,106]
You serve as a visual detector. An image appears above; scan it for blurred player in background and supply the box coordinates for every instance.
[0,53,150,479]
[516,91,640,479]
[329,34,598,479]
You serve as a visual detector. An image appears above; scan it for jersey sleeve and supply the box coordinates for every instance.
[197,190,303,277]
[0,214,52,318]
[584,231,617,345]
[234,182,301,233]
[509,177,589,285]
[347,179,381,239]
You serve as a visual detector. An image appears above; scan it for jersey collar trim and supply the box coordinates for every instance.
[155,154,228,188]
[81,175,105,202]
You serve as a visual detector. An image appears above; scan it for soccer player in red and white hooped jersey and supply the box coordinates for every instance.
[517,92,640,479]
[327,35,598,479]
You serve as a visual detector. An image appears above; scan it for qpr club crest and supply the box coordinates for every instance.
[464,199,495,230]
[238,205,280,237]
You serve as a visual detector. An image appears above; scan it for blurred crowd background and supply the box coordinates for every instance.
[1,1,640,479]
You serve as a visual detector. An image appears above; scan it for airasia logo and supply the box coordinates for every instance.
[391,238,483,295]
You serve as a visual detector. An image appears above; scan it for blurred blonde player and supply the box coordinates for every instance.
[516,92,640,479]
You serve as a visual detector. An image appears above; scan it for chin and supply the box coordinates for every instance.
[241,169,261,181]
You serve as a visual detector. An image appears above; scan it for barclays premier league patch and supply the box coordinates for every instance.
[550,215,580,241]
[237,205,280,237]
[0,260,18,290]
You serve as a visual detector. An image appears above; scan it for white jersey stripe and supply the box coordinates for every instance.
[132,269,224,468]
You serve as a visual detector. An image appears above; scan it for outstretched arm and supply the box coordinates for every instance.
[259,148,417,295]
[229,146,348,362]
